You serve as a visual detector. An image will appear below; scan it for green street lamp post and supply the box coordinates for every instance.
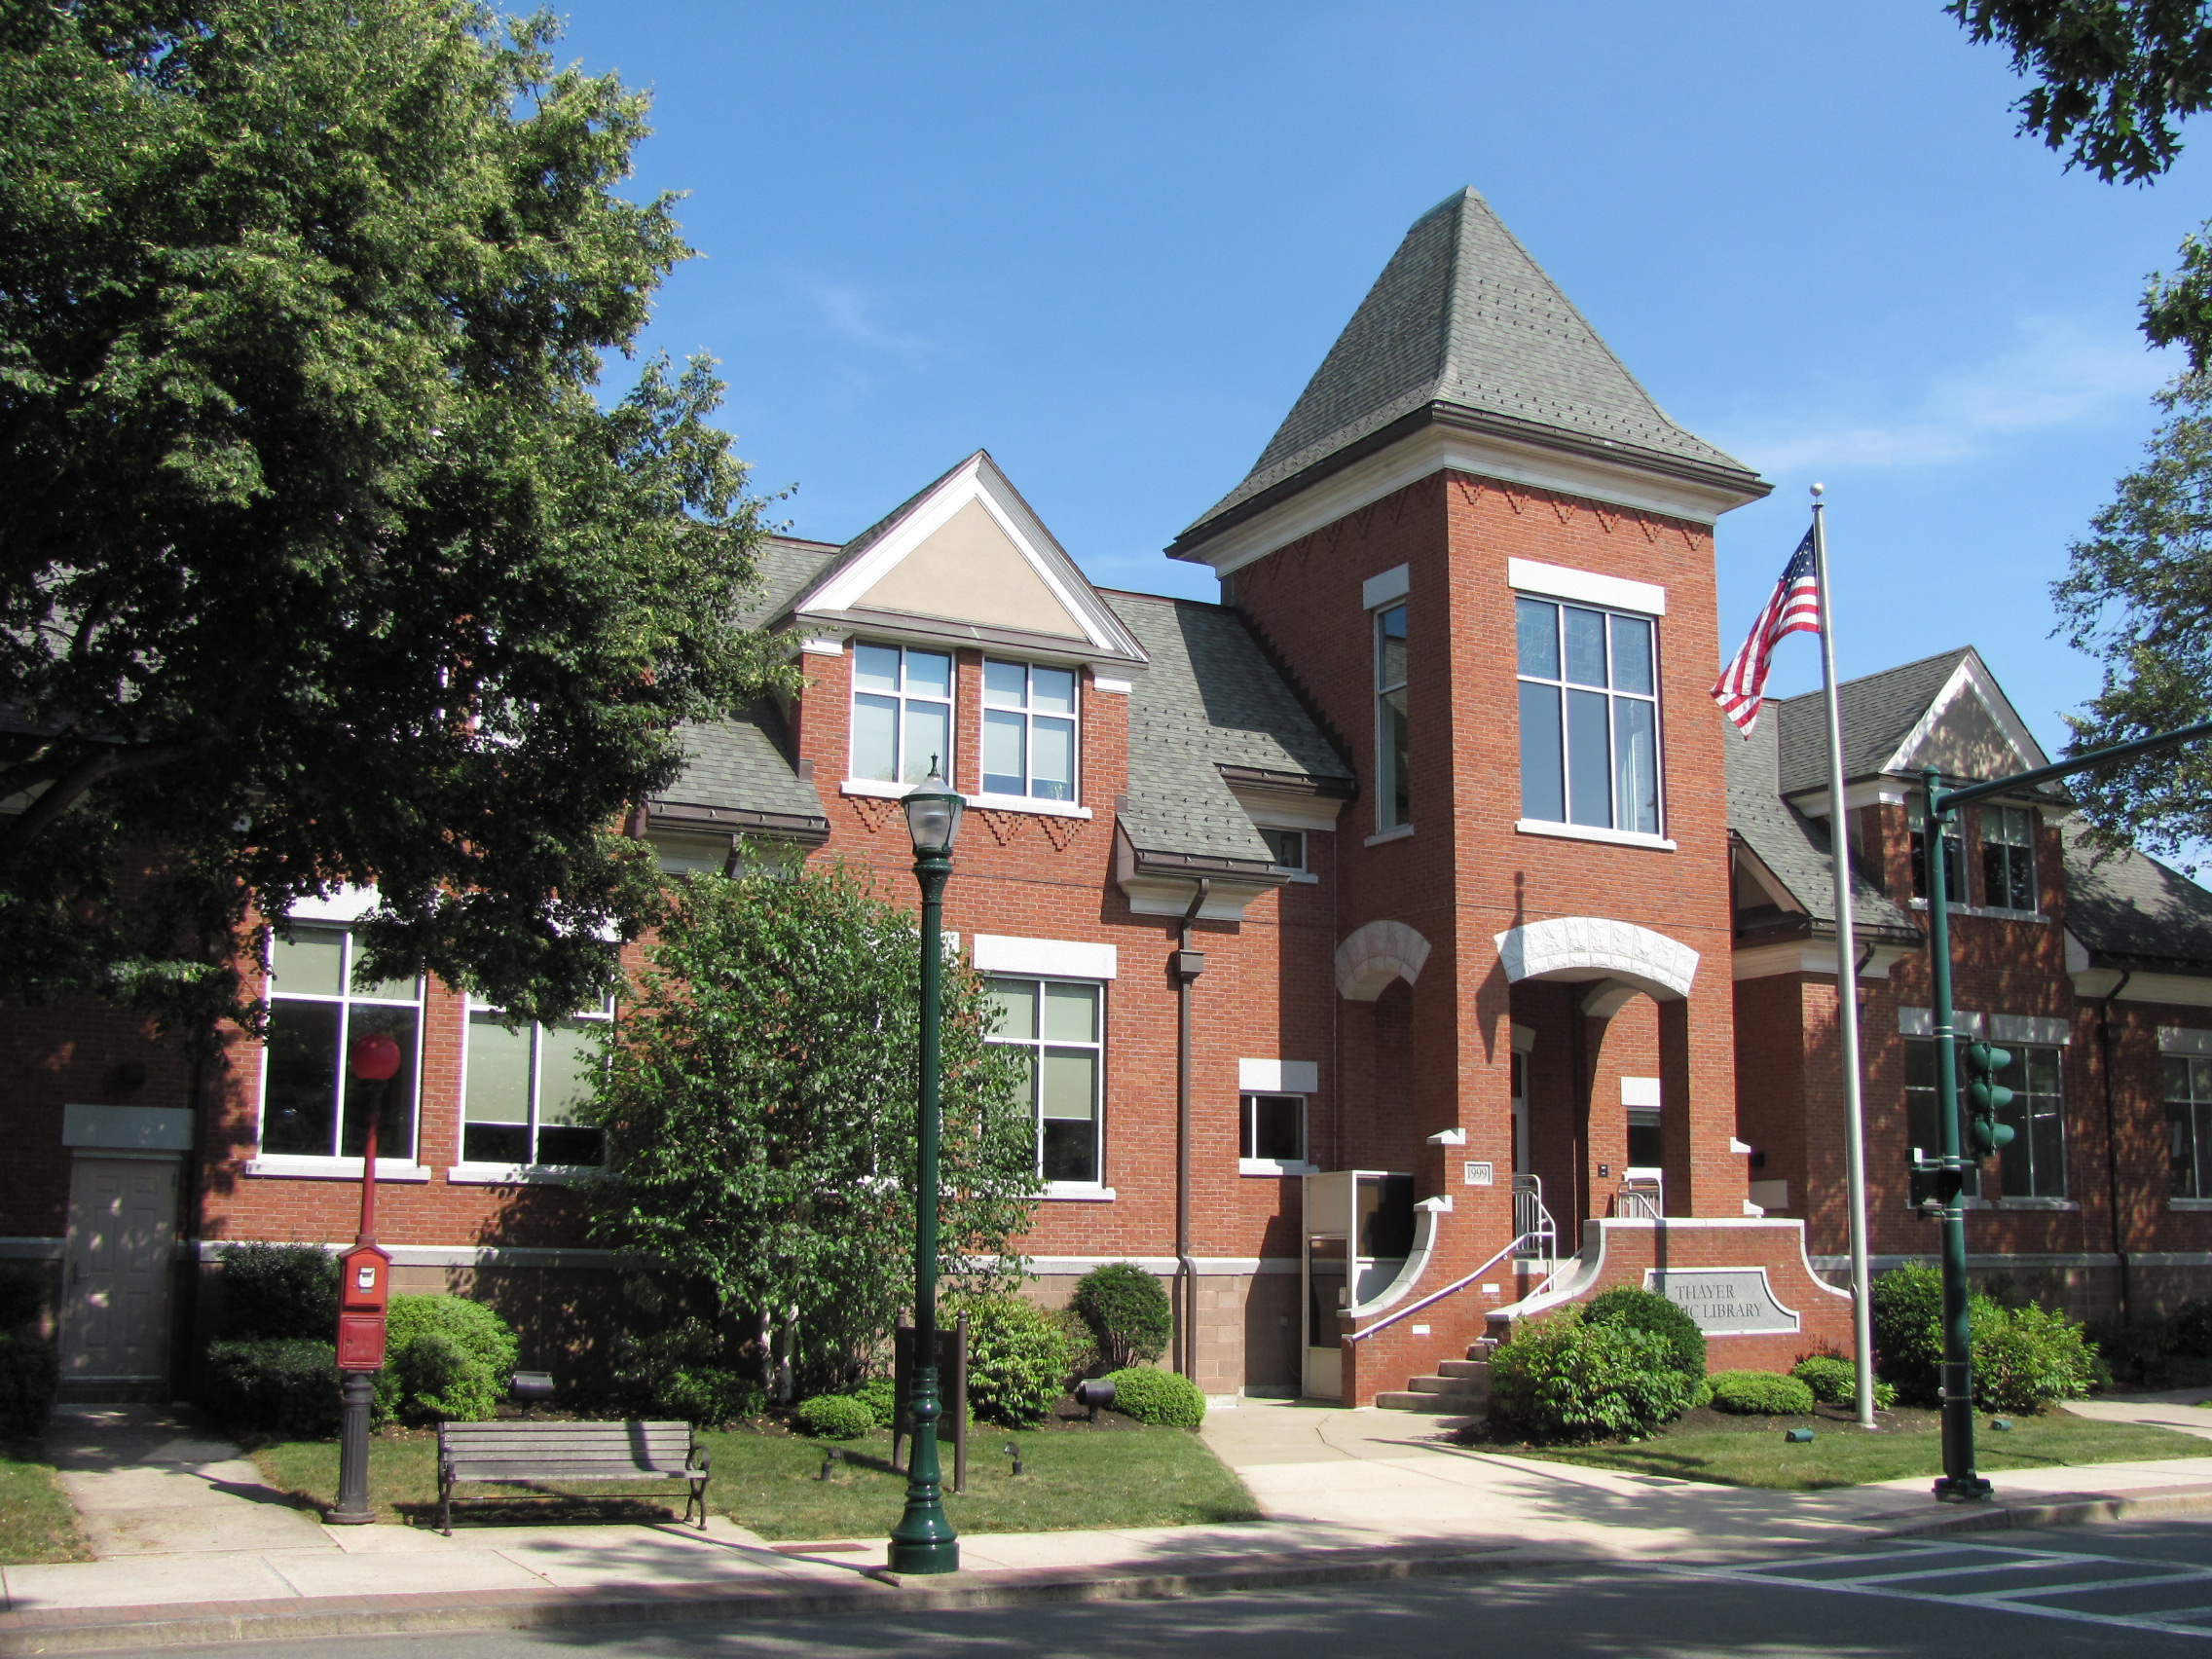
[1918,717,2212,1500]
[889,764,965,1574]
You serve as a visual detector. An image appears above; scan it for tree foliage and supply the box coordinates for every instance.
[0,0,791,1031]
[2051,373,2212,865]
[576,861,1042,1397]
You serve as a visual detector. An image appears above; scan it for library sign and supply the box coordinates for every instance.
[1643,1268,1800,1336]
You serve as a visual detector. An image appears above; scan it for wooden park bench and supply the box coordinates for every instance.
[435,1419,710,1535]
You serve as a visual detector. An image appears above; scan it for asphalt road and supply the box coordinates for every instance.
[92,1519,2212,1659]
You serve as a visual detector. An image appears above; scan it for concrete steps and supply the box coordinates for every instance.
[1375,1348,1491,1413]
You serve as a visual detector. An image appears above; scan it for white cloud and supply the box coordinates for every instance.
[1712,318,2174,473]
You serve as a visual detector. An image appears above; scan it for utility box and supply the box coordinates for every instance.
[336,1240,392,1372]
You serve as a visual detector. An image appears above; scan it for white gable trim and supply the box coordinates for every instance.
[793,453,1145,663]
[1879,654,2050,781]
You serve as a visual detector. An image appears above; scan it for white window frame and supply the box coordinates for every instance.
[1979,804,2038,913]
[985,974,1110,1199]
[449,996,615,1183]
[978,658,1081,806]
[1374,600,1411,836]
[848,641,954,790]
[1239,1091,1312,1176]
[249,923,429,1178]
[1513,595,1664,842]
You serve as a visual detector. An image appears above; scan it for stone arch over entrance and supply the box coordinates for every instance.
[1335,920,1432,1001]
[1493,916,1698,1004]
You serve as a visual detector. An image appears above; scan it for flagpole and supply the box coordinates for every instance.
[1809,484,1876,1431]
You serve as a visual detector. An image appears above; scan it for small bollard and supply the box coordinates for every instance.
[819,1447,843,1481]
[1785,1428,1816,1444]
[1004,1440,1023,1476]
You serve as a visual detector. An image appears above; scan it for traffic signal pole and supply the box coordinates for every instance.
[1920,717,2212,1500]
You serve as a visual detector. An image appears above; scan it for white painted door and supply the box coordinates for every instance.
[61,1157,178,1382]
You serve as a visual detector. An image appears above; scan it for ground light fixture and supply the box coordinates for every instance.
[888,763,964,1574]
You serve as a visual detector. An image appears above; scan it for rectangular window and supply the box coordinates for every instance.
[1514,598,1660,834]
[1258,827,1307,871]
[1626,1110,1663,1170]
[260,927,422,1161]
[1902,1038,1980,1198]
[461,1001,613,1167]
[851,643,953,786]
[985,976,1102,1185]
[980,660,1077,801]
[1909,802,1966,902]
[1995,1043,2066,1198]
[1980,805,2037,912]
[1241,1093,1307,1163]
[2168,1054,2212,1198]
[1376,603,1410,830]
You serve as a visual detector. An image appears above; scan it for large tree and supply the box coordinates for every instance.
[0,0,789,1030]
[578,862,1042,1396]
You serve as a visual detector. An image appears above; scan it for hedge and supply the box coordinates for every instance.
[1102,1366,1205,1427]
[1708,1370,1816,1416]
[0,1333,59,1436]
[1071,1265,1172,1372]
[954,1296,1072,1427]
[202,1339,341,1437]
[793,1394,873,1440]
[1487,1310,1692,1443]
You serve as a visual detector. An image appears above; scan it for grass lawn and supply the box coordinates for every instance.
[250,1416,1257,1540]
[0,1439,92,1565]
[1497,1402,2212,1492]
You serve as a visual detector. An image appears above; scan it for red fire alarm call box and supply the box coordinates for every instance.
[336,1241,392,1372]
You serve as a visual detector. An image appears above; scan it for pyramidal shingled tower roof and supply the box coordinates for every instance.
[1178,188,1764,544]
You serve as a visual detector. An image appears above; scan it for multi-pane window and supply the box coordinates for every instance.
[461,1001,612,1167]
[852,644,952,787]
[986,977,1102,1184]
[1994,1044,2066,1198]
[1258,827,1306,871]
[1241,1092,1306,1163]
[1515,598,1660,834]
[1903,1038,1979,1198]
[2167,1054,2212,1198]
[1909,801,1966,902]
[1980,805,2037,912]
[981,660,1077,801]
[1375,604,1410,831]
[260,927,421,1161]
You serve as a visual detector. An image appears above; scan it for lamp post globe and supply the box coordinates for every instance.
[889,761,963,1575]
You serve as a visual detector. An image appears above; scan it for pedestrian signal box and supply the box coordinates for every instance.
[336,1240,392,1372]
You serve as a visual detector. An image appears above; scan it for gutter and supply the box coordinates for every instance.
[1172,880,1209,1380]
[2097,969,2135,1326]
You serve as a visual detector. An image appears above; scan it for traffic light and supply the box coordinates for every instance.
[1963,1040,2015,1158]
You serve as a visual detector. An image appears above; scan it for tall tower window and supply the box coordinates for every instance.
[1376,603,1410,831]
[1515,598,1660,834]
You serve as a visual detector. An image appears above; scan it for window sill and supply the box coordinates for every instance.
[967,793,1092,820]
[244,1157,431,1182]
[1515,819,1676,852]
[2173,1198,2212,1212]
[1240,1159,1316,1177]
[1271,867,1318,884]
[1041,1183,1116,1201]
[1364,824,1415,847]
[446,1162,601,1186]
[842,778,917,800]
[1905,899,2048,923]
[1990,1197,2078,1211]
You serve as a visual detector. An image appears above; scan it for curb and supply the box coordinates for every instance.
[0,1544,1530,1656]
[1882,1483,2212,1539]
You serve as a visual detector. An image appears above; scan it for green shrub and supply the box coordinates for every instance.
[1708,1369,1816,1416]
[1103,1366,1205,1427]
[1972,1302,2097,1414]
[955,1296,1073,1427]
[1870,1264,1948,1404]
[654,1367,763,1427]
[372,1296,519,1425]
[1046,1306,1098,1379]
[0,1264,48,1336]
[793,1394,873,1440]
[2171,1299,2212,1358]
[0,1333,59,1435]
[1583,1286,1706,1386]
[220,1243,339,1341]
[202,1338,341,1437]
[1487,1310,1693,1444]
[846,1376,898,1429]
[1070,1265,1173,1372]
[1790,1354,1896,1410]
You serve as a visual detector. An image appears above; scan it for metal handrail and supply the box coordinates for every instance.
[1344,1232,1535,1344]
[1512,1174,1557,1263]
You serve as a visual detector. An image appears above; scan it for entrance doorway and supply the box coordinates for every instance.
[60,1156,179,1392]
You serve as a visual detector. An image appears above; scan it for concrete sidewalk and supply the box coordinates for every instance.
[11,1397,2212,1654]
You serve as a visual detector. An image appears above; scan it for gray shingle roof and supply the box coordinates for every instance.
[656,702,826,829]
[1183,188,1762,538]
[1104,592,1352,865]
[1772,647,1972,797]
[1727,718,1918,937]
[742,535,841,630]
[2063,819,2212,972]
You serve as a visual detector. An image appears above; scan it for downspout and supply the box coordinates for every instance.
[2098,969,2135,1327]
[1172,880,1210,1381]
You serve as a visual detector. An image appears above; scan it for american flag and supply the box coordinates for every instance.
[1713,527,1822,734]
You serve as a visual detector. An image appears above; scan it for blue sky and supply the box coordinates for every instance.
[553,0,2204,756]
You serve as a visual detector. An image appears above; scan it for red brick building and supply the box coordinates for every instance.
[21,188,2198,1408]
